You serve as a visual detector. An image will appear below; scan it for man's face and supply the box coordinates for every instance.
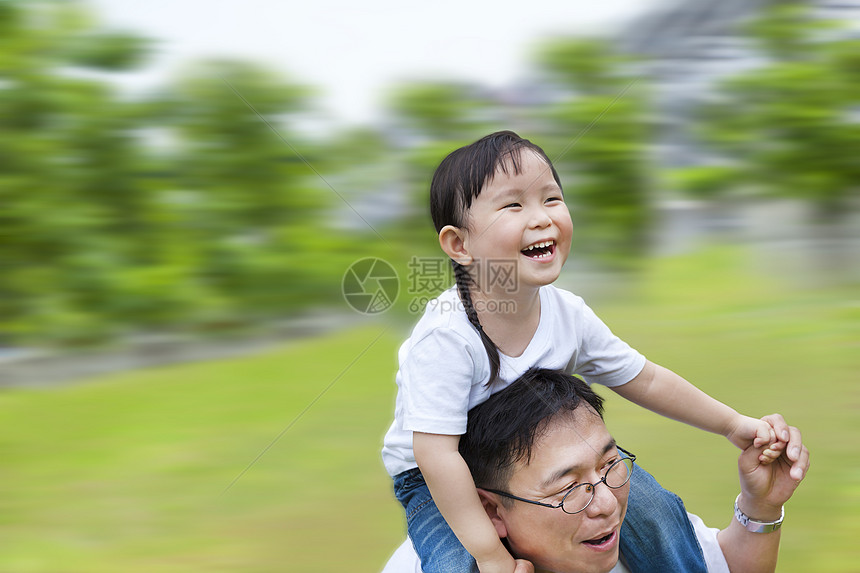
[486,409,629,573]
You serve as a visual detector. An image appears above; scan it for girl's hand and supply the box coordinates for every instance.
[725,414,783,453]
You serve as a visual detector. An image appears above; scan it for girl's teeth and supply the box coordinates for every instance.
[523,241,553,258]
[524,241,552,252]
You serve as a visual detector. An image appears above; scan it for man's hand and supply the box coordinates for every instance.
[718,415,809,573]
[513,559,534,573]
[757,413,807,480]
[737,414,809,518]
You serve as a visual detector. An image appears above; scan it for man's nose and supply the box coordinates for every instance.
[585,481,620,517]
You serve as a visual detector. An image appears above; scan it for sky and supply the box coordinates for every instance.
[89,0,666,125]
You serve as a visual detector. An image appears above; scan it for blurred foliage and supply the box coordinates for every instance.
[384,80,501,255]
[149,59,325,325]
[0,0,156,344]
[1,0,857,347]
[0,1,386,345]
[535,38,654,268]
[65,30,151,70]
[388,81,496,140]
[677,2,860,221]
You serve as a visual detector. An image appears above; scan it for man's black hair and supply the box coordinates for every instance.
[459,368,605,492]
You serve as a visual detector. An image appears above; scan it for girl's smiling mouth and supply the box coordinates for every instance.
[521,240,556,259]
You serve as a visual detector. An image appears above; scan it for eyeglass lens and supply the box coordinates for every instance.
[560,457,633,514]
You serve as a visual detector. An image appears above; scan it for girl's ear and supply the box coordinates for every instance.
[477,489,509,539]
[439,225,472,266]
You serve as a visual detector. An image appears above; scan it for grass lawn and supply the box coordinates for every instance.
[2,247,857,572]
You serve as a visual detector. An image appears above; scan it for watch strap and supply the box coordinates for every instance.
[734,494,784,533]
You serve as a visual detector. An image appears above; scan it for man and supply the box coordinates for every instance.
[382,368,808,573]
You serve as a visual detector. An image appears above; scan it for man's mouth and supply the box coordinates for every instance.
[521,240,555,259]
[582,530,616,549]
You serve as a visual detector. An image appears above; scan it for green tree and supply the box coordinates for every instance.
[677,2,860,223]
[152,59,341,325]
[0,1,346,345]
[0,0,155,344]
[534,38,654,268]
[385,81,499,256]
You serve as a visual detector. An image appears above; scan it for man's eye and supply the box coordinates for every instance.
[554,483,577,498]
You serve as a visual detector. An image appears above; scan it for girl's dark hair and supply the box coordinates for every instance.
[429,131,562,385]
[459,368,605,492]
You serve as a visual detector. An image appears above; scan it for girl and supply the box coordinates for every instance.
[381,131,795,573]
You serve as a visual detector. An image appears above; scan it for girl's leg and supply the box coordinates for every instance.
[394,468,478,573]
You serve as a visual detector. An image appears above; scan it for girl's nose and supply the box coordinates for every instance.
[529,207,552,228]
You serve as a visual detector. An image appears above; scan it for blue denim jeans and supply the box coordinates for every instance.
[393,468,478,573]
[620,463,708,573]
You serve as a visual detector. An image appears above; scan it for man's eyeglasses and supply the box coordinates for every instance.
[481,446,636,515]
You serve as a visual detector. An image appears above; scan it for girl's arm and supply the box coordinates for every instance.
[413,431,516,573]
[612,360,776,450]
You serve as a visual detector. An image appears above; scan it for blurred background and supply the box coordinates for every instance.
[1,0,858,571]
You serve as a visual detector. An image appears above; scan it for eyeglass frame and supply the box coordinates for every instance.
[480,446,637,515]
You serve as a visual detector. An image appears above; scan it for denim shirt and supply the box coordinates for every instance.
[620,465,709,573]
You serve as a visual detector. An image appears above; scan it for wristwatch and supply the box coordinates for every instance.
[734,494,784,533]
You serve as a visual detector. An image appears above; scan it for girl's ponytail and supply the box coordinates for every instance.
[453,260,500,386]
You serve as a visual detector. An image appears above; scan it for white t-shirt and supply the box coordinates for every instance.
[380,511,730,573]
[381,285,646,477]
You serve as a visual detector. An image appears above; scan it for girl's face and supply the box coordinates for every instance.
[460,151,572,293]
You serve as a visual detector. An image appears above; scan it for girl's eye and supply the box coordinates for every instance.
[546,196,563,204]
[503,202,521,209]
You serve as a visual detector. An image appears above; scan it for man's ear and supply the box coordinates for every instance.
[477,488,509,539]
[438,225,472,266]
